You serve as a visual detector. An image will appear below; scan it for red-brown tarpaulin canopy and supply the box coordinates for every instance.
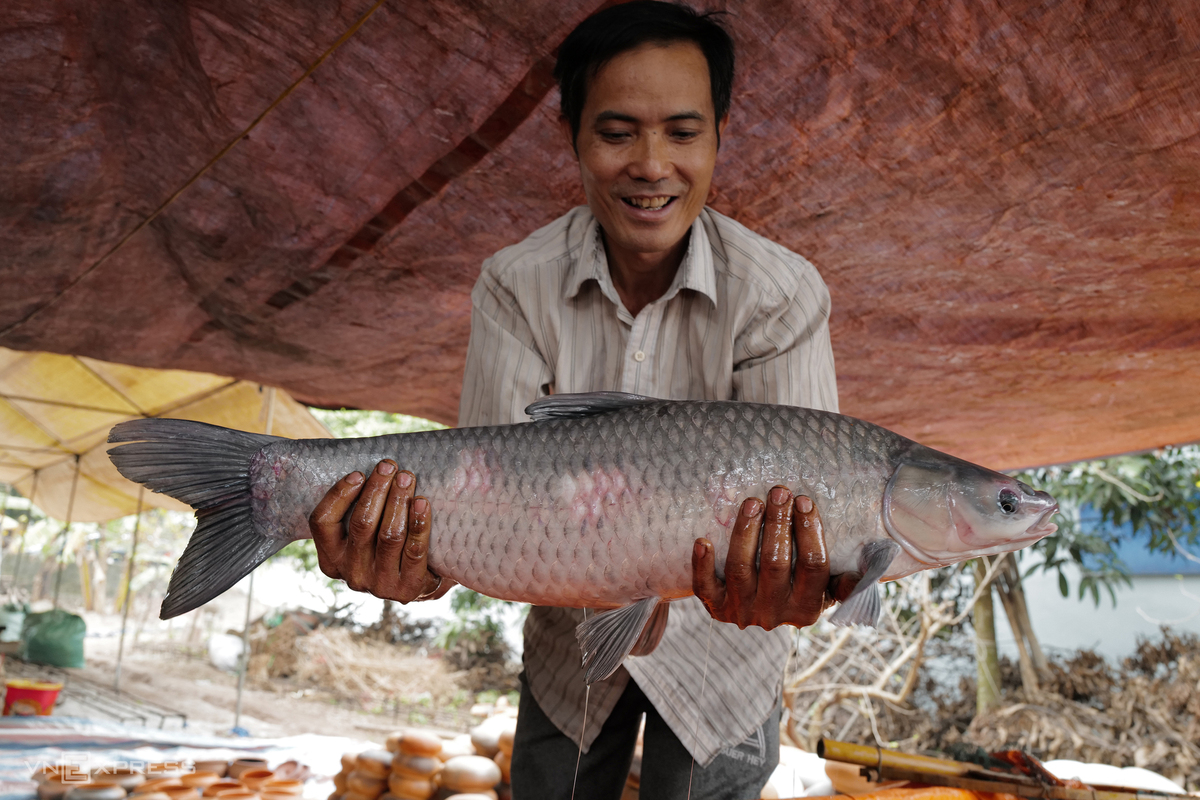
[2,0,1198,470]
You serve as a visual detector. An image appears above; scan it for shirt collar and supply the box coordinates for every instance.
[563,208,719,309]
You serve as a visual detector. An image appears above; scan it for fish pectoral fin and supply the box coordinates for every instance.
[828,540,902,627]
[575,596,662,685]
[525,391,660,421]
[629,601,670,657]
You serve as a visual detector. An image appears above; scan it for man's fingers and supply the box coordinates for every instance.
[372,471,416,599]
[692,538,726,616]
[724,497,764,627]
[427,577,457,600]
[395,496,434,603]
[829,573,862,604]
[756,486,795,628]
[308,471,365,579]
[791,495,831,623]
[344,461,397,589]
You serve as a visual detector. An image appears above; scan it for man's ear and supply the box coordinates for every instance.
[559,116,578,156]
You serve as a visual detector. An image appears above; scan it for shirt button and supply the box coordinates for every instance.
[633,351,646,362]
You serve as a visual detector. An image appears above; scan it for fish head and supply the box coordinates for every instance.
[882,445,1059,565]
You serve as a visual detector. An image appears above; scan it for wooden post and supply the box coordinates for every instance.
[114,488,144,692]
[52,456,82,608]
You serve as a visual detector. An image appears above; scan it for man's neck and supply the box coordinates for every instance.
[602,229,691,319]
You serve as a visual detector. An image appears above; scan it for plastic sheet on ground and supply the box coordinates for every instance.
[0,717,377,800]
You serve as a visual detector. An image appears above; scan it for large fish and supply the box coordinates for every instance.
[107,392,1058,683]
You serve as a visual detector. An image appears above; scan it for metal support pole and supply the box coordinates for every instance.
[52,455,83,608]
[233,386,276,731]
[114,488,144,692]
[10,471,39,593]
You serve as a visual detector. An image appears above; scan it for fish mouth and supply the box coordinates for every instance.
[1026,503,1060,538]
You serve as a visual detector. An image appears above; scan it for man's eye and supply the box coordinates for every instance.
[599,131,631,141]
[672,129,701,141]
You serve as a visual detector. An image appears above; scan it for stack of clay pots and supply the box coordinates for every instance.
[32,759,306,800]
[332,728,511,800]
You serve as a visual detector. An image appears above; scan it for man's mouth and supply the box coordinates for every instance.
[622,196,675,211]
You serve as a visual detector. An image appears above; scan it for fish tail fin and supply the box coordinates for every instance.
[108,419,285,620]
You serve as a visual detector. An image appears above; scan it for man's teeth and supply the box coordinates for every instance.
[625,196,672,210]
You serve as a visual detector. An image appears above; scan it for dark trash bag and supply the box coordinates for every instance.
[19,609,86,668]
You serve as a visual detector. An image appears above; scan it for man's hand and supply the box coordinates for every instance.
[692,486,859,630]
[308,460,455,602]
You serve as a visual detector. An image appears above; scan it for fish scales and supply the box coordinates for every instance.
[248,401,906,608]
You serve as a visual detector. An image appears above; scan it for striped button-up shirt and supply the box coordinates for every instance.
[457,205,839,765]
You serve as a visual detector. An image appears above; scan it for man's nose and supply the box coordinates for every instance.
[628,132,671,182]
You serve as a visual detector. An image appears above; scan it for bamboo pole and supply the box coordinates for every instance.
[234,386,276,731]
[52,456,82,608]
[0,483,10,588]
[114,488,144,692]
[974,559,1001,714]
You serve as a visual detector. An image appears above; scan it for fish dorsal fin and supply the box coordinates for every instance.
[575,596,662,684]
[525,391,659,421]
[828,540,901,627]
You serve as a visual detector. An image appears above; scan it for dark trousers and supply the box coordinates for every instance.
[510,672,779,800]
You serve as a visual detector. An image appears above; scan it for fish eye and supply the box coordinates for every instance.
[998,489,1019,515]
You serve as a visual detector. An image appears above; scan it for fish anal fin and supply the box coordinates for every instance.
[575,596,661,685]
[629,601,670,657]
[828,540,901,627]
[525,392,659,421]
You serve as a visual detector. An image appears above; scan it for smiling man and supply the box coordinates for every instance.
[309,3,844,798]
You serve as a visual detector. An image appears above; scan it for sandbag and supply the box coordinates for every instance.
[19,609,86,668]
[0,603,27,643]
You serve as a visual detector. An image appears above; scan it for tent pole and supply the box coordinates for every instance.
[114,487,144,692]
[0,484,10,591]
[10,471,39,594]
[234,386,276,731]
[52,455,82,609]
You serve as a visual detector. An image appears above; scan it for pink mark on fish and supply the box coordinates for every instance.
[451,448,495,496]
[706,472,740,528]
[558,467,635,530]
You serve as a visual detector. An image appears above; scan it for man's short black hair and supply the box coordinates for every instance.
[553,1,735,146]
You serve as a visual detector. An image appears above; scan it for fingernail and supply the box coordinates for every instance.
[769,486,790,505]
[396,471,413,489]
[693,540,707,559]
[413,497,428,515]
[797,495,813,514]
[745,498,763,516]
[377,461,396,475]
[347,472,363,485]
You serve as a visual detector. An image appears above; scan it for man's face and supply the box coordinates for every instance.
[568,41,725,265]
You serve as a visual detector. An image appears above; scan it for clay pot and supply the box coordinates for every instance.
[227,761,268,782]
[496,730,514,757]
[34,766,89,785]
[210,792,257,800]
[202,783,242,798]
[390,755,439,780]
[237,772,274,793]
[383,775,433,800]
[38,777,88,800]
[355,752,391,780]
[64,787,127,800]
[133,780,183,795]
[344,772,384,797]
[493,751,510,785]
[191,763,228,779]
[436,735,475,762]
[259,781,301,797]
[91,769,145,793]
[144,766,185,780]
[339,792,377,800]
[130,793,171,800]
[162,787,199,800]
[439,757,501,794]
[442,794,497,800]
[180,773,220,791]
[396,731,441,758]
